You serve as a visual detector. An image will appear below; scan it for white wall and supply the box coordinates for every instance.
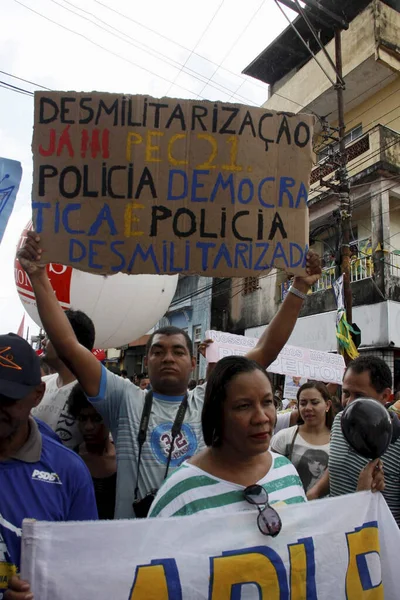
[246,301,398,351]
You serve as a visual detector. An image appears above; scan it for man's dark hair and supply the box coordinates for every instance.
[346,355,392,393]
[146,326,193,357]
[65,309,95,351]
[121,369,128,377]
[202,355,273,447]
[67,383,92,418]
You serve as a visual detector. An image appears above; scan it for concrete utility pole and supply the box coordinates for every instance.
[334,28,352,327]
[276,0,355,359]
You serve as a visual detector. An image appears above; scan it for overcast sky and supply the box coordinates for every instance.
[0,0,292,337]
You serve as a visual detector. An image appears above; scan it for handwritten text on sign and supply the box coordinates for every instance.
[205,330,346,384]
[32,93,314,276]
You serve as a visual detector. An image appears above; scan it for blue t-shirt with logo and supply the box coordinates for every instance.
[0,431,97,598]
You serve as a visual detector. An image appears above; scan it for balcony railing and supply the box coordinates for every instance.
[390,252,400,278]
[310,125,400,189]
[280,252,400,301]
[310,257,373,293]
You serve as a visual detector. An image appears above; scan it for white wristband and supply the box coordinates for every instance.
[289,286,307,301]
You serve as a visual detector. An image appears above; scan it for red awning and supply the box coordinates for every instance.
[128,335,151,348]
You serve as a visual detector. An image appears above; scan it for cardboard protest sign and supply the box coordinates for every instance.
[32,92,314,276]
[21,492,399,599]
[0,157,22,244]
[205,329,345,384]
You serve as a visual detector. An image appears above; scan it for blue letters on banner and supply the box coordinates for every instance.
[0,157,22,244]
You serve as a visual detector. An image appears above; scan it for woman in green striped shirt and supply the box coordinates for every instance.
[148,356,306,527]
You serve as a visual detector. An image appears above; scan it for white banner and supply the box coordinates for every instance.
[21,492,399,599]
[205,330,345,384]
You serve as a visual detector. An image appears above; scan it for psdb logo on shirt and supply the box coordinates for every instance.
[31,469,62,485]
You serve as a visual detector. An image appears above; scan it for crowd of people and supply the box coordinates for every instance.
[0,231,396,599]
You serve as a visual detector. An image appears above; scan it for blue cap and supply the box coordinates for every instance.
[0,334,42,400]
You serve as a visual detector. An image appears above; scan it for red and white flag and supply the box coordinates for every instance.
[16,314,25,338]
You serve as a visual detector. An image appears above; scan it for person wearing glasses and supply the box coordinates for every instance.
[67,384,117,520]
[148,356,306,536]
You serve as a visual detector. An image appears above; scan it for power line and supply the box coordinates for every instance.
[46,0,262,105]
[164,0,225,97]
[345,82,400,131]
[90,0,314,113]
[42,0,257,104]
[309,123,400,198]
[196,0,266,99]
[0,70,51,91]
[312,180,400,254]
[292,0,343,85]
[0,80,33,96]
[314,102,400,166]
[274,0,336,87]
[169,266,288,309]
[13,0,243,102]
[92,0,269,92]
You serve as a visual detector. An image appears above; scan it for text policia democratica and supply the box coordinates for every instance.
[32,92,315,277]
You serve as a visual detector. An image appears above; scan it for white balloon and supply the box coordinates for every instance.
[15,223,178,349]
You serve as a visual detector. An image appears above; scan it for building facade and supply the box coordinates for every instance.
[212,0,400,389]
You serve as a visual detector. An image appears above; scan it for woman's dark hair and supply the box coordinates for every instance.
[296,381,334,429]
[202,356,273,447]
[296,448,329,491]
[67,383,92,419]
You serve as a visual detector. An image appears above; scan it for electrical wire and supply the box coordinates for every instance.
[13,0,249,103]
[0,70,51,91]
[0,63,317,117]
[0,81,33,96]
[92,0,270,92]
[44,0,261,105]
[309,128,400,198]
[314,102,400,166]
[273,0,336,87]
[312,180,400,258]
[345,82,400,131]
[292,0,343,85]
[163,0,225,97]
[196,0,266,99]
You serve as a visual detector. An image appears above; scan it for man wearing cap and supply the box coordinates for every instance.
[0,334,97,600]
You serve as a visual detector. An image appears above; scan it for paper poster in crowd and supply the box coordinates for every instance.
[21,492,399,599]
[32,92,314,277]
[283,375,307,399]
[205,330,345,384]
[0,157,22,244]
